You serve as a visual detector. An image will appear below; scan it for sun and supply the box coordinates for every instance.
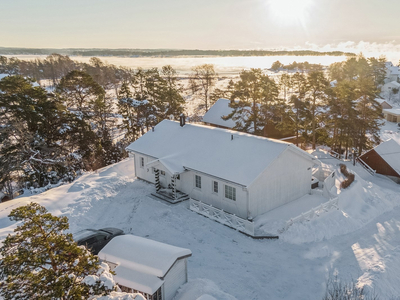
[267,0,314,26]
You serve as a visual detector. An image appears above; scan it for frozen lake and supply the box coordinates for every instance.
[5,54,350,76]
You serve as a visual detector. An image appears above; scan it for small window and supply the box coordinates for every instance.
[224,185,236,201]
[212,181,218,193]
[176,174,180,180]
[140,157,144,168]
[160,170,166,176]
[195,175,201,189]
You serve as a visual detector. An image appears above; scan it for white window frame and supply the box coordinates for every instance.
[195,175,201,189]
[212,181,218,194]
[140,157,144,168]
[224,185,236,201]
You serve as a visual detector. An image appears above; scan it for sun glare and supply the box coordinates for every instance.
[267,0,313,26]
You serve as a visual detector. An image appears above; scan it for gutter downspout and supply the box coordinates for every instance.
[245,187,252,221]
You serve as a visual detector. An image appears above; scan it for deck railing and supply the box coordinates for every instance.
[190,199,255,236]
[283,197,339,232]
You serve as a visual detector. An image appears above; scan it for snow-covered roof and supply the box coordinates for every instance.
[0,74,8,80]
[383,108,400,116]
[374,139,400,175]
[383,81,400,88]
[98,235,191,294]
[202,98,236,129]
[126,120,318,186]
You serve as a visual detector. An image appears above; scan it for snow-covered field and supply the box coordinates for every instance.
[1,137,400,299]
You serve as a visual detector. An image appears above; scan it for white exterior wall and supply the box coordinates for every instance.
[248,148,314,218]
[163,259,187,300]
[179,170,248,219]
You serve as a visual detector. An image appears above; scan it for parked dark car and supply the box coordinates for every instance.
[73,227,124,255]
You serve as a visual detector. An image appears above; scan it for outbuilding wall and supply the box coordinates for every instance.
[163,259,187,300]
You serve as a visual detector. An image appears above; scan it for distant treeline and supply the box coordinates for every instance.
[0,47,355,57]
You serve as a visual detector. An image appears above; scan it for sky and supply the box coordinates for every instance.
[1,0,400,51]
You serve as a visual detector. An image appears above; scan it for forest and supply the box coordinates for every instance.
[0,53,387,199]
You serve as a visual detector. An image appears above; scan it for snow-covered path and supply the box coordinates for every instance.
[1,158,400,299]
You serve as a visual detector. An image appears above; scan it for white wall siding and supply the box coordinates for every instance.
[179,170,248,219]
[248,148,314,217]
[163,259,187,300]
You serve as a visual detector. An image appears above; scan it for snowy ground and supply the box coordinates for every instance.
[1,148,400,299]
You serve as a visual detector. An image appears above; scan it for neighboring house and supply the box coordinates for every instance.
[375,98,393,110]
[202,98,237,129]
[202,98,295,140]
[98,235,192,300]
[381,81,400,99]
[383,108,400,123]
[126,119,319,220]
[359,139,400,183]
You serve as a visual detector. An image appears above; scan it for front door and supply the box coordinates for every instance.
[159,169,168,188]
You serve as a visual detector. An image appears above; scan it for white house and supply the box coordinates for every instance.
[98,235,192,300]
[126,119,319,221]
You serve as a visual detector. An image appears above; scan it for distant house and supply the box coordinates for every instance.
[99,235,192,300]
[381,81,400,98]
[359,139,400,183]
[375,98,392,110]
[126,119,319,220]
[383,108,400,123]
[385,63,400,84]
[202,98,296,141]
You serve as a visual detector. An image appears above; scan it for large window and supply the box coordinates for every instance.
[224,185,236,201]
[212,181,218,193]
[195,175,202,189]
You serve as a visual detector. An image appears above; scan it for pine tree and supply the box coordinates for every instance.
[0,203,114,300]
[223,69,280,135]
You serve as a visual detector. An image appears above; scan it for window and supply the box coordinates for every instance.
[224,185,236,201]
[212,181,218,193]
[140,157,144,168]
[160,170,165,176]
[195,175,201,189]
[176,174,180,180]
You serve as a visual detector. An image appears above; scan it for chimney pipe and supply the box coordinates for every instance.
[231,134,233,140]
[180,114,185,127]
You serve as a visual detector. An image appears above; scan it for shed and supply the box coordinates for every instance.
[383,108,400,123]
[359,139,400,183]
[126,120,319,220]
[375,98,392,109]
[98,235,192,300]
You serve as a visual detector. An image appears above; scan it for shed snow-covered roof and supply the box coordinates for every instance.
[374,139,400,175]
[202,98,236,129]
[383,108,400,116]
[126,120,317,186]
[99,235,191,294]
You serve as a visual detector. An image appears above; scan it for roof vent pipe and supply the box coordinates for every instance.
[180,114,185,127]
[231,134,233,140]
